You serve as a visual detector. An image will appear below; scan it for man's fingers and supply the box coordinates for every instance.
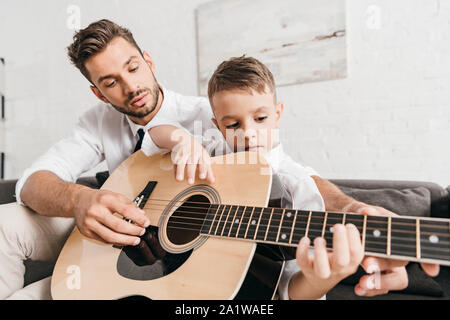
[97,208,146,237]
[90,220,141,246]
[420,263,440,277]
[102,193,150,229]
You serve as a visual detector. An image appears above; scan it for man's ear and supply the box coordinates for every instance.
[90,85,109,104]
[142,51,156,74]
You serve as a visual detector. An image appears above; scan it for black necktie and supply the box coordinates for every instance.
[133,128,145,153]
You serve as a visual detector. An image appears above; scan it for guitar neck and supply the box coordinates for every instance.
[199,204,450,266]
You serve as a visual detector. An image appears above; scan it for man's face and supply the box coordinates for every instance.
[211,87,283,154]
[85,37,160,124]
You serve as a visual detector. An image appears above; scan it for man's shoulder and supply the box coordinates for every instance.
[78,102,124,125]
[168,88,210,110]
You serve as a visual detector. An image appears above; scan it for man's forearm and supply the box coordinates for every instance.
[311,176,362,212]
[20,170,90,218]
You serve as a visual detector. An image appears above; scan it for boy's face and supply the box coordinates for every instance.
[211,87,283,154]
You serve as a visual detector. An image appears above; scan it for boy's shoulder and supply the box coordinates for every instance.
[265,144,319,180]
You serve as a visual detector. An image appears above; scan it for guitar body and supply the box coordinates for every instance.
[51,151,281,300]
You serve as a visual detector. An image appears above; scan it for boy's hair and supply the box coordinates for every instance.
[67,19,143,83]
[207,56,277,103]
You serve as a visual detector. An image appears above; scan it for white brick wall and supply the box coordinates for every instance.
[0,0,449,188]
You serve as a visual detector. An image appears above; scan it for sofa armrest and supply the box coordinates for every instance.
[0,180,18,205]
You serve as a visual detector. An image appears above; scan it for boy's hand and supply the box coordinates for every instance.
[171,136,215,184]
[296,223,364,290]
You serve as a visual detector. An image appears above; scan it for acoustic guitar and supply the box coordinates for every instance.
[51,151,450,300]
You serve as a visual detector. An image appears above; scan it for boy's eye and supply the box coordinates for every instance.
[225,122,240,129]
[256,116,267,121]
[130,65,139,72]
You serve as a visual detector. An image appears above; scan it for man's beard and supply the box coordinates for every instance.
[111,83,160,118]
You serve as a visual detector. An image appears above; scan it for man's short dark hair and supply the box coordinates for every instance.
[67,19,143,83]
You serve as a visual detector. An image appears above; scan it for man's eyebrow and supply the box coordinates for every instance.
[97,56,140,84]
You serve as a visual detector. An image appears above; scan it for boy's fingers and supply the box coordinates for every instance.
[175,162,186,181]
[198,161,208,180]
[313,237,331,279]
[346,223,364,264]
[331,224,350,268]
[186,163,197,184]
[296,237,312,270]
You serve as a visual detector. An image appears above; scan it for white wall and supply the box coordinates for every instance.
[0,0,449,187]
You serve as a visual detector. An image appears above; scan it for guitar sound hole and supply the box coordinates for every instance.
[166,194,210,245]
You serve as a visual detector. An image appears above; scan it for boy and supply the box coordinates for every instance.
[147,56,364,299]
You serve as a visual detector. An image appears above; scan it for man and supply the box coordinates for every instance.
[0,19,438,299]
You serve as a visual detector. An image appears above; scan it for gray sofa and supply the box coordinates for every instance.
[0,177,449,300]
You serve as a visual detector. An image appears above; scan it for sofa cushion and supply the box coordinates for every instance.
[338,186,431,217]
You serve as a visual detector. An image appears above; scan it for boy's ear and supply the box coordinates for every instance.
[211,118,219,129]
[90,85,110,104]
[142,51,156,74]
[275,102,284,126]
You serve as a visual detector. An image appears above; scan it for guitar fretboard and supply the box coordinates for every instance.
[198,204,450,266]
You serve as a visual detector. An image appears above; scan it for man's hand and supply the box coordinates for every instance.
[73,188,150,247]
[347,202,440,296]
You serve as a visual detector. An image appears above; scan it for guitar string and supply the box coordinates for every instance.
[163,219,450,247]
[143,206,450,234]
[141,205,450,237]
[141,199,450,231]
[161,223,450,257]
[165,212,450,239]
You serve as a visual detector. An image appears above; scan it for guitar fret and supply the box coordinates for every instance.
[387,216,391,256]
[235,206,246,237]
[221,205,233,236]
[365,216,389,254]
[308,211,326,241]
[362,215,367,250]
[390,216,417,258]
[289,210,298,244]
[255,208,272,241]
[251,208,264,240]
[229,206,244,238]
[321,212,328,238]
[244,207,256,239]
[201,204,219,235]
[417,219,421,259]
[323,212,344,249]
[213,205,227,236]
[276,209,285,242]
[420,219,450,261]
[267,208,283,242]
[264,208,275,241]
[342,212,346,225]
[305,211,312,238]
